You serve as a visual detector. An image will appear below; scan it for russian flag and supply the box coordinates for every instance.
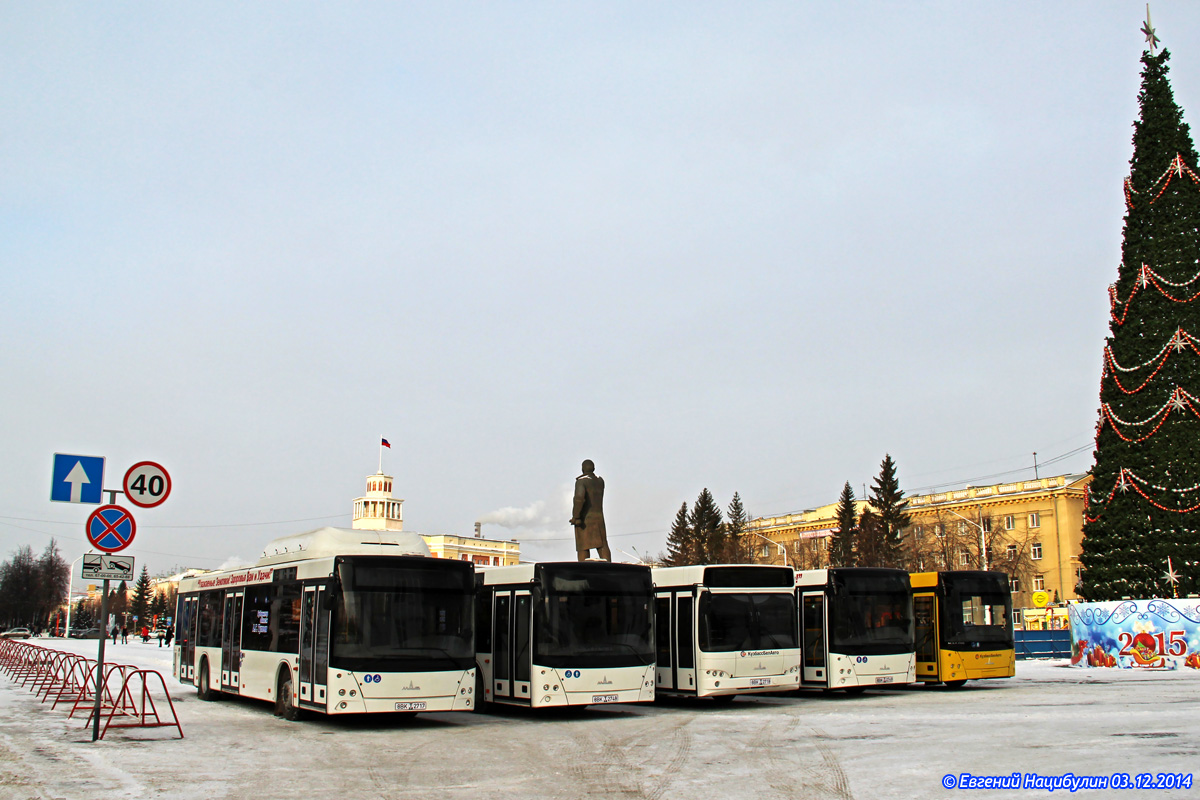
[381,438,391,448]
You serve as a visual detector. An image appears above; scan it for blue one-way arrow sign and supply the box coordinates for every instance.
[50,453,105,504]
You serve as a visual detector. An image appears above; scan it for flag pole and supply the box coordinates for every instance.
[378,437,383,474]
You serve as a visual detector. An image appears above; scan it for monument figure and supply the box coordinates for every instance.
[570,459,610,562]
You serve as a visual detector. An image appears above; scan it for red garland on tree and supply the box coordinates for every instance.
[1080,41,1200,601]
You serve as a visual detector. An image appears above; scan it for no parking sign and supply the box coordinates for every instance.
[86,505,136,553]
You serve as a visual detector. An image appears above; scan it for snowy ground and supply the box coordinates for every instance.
[1,638,1197,800]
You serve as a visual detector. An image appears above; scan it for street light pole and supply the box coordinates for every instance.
[945,507,987,570]
[747,530,792,568]
[63,553,87,638]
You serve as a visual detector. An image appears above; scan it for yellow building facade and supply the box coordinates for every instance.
[745,473,1091,607]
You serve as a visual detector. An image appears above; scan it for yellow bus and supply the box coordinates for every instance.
[910,571,1014,687]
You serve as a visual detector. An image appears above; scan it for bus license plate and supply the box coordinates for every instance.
[395,702,426,711]
[592,694,620,704]
[875,676,894,684]
[750,678,771,686]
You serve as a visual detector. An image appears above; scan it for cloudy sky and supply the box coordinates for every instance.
[2,2,1194,575]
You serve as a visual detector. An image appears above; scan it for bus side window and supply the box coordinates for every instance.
[271,582,302,653]
[241,585,272,652]
[198,590,223,648]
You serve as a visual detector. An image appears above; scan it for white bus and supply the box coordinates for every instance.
[474,562,655,709]
[174,527,477,719]
[795,567,916,692]
[652,564,800,700]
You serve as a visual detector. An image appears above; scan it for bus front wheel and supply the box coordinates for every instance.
[197,659,217,701]
[276,669,300,720]
[944,680,967,689]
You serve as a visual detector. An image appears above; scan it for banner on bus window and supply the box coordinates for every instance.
[1066,599,1200,669]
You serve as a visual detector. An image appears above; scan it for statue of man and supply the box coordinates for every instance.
[570,459,610,562]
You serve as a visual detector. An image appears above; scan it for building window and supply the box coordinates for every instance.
[761,545,770,557]
[914,525,923,538]
[982,516,992,533]
[934,524,944,538]
[1031,542,1043,560]
[958,521,970,536]
[959,550,971,567]
[493,556,501,566]
[1029,512,1041,528]
[1032,575,1045,591]
[1004,515,1015,531]
[1010,577,1020,592]
[461,554,469,561]
[1006,544,1017,560]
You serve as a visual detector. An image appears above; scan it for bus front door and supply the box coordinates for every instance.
[801,591,827,687]
[654,593,673,690]
[220,590,243,692]
[299,584,330,709]
[180,595,198,681]
[913,592,938,681]
[675,594,695,692]
[491,590,532,704]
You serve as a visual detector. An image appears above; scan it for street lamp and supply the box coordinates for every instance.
[945,507,987,570]
[64,552,88,638]
[747,530,792,568]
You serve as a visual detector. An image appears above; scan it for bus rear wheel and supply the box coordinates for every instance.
[197,659,218,701]
[276,669,300,720]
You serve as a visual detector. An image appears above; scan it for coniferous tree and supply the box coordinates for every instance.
[150,589,167,621]
[665,502,695,565]
[689,488,725,564]
[131,566,153,626]
[1081,44,1200,600]
[724,492,752,563]
[110,579,128,626]
[868,454,910,569]
[830,482,858,567]
[855,507,885,567]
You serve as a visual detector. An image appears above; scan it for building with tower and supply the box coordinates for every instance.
[350,471,520,565]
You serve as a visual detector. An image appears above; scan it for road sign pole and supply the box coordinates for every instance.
[92,578,109,742]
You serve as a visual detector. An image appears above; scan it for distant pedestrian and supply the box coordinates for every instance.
[141,625,149,643]
[111,625,118,644]
[157,627,165,647]
[165,628,174,648]
[120,625,128,644]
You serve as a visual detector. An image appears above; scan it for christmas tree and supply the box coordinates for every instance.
[1080,29,1200,600]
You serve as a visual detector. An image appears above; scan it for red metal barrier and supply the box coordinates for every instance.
[2,642,184,740]
[100,669,184,740]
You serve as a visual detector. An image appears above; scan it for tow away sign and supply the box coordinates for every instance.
[81,553,135,582]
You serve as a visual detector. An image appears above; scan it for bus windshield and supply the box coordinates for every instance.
[332,557,474,672]
[534,565,654,669]
[698,592,798,652]
[941,573,1013,649]
[828,571,914,656]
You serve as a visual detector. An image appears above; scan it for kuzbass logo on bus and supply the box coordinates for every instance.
[740,650,781,658]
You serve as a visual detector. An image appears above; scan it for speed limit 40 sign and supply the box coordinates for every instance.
[123,461,172,508]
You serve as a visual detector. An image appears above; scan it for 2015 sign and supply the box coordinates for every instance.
[123,461,172,509]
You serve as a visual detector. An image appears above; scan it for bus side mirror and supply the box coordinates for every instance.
[322,593,338,612]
